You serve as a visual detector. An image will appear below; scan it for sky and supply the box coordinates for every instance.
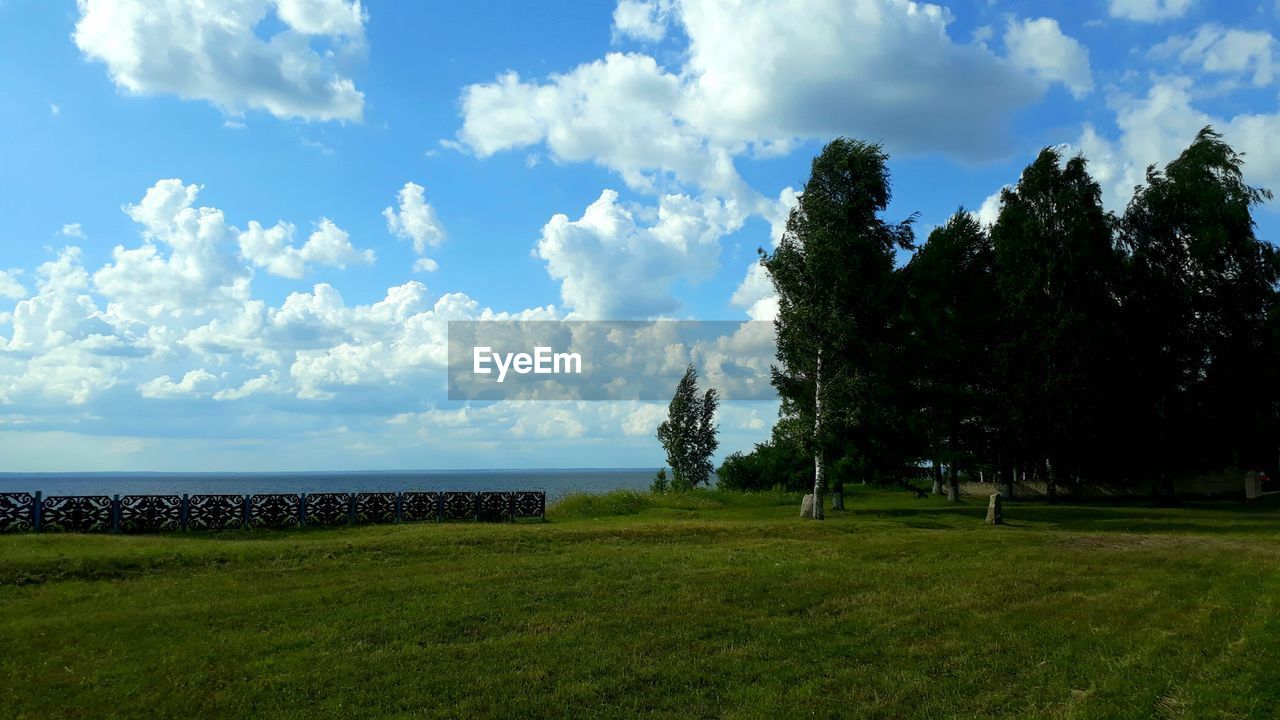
[0,0,1278,472]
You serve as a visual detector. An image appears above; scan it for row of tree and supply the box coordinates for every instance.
[718,128,1280,512]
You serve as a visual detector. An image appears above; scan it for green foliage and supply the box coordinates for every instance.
[731,126,1279,500]
[650,467,669,493]
[656,364,720,490]
[760,138,915,501]
[1121,127,1279,493]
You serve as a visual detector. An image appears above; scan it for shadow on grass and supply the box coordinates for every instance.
[854,496,1280,536]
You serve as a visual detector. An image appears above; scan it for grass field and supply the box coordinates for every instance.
[2,487,1279,719]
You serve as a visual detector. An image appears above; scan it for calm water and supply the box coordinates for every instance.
[0,469,655,503]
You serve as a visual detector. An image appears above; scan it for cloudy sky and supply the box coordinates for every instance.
[0,0,1277,471]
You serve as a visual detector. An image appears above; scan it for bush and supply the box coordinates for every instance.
[650,468,670,493]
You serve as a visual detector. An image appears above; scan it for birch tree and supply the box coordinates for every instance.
[761,138,914,519]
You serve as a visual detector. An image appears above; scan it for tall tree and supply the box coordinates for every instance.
[1120,126,1279,497]
[990,147,1124,499]
[902,211,999,502]
[762,138,914,519]
[656,364,720,490]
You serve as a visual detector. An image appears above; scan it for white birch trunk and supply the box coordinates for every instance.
[812,347,825,521]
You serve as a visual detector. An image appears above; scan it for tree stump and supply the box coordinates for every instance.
[985,492,1003,525]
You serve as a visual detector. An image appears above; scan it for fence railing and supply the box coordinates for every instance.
[0,490,546,533]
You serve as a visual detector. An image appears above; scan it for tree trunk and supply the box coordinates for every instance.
[811,348,825,521]
[931,458,943,495]
[832,490,845,510]
[1045,457,1057,505]
[946,423,960,503]
[1000,460,1014,499]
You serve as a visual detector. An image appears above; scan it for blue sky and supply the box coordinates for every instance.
[0,0,1277,471]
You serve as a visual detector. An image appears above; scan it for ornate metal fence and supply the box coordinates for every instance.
[0,489,546,533]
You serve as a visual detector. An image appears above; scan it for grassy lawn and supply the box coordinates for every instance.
[2,487,1279,719]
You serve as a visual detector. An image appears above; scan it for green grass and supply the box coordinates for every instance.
[3,487,1280,719]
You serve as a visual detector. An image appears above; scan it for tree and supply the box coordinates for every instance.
[656,364,720,490]
[1120,126,1279,498]
[990,147,1124,500]
[761,138,914,519]
[902,211,999,503]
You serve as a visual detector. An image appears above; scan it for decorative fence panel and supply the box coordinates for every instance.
[478,491,513,521]
[250,494,300,529]
[41,495,113,533]
[120,495,182,533]
[188,494,245,530]
[305,493,350,526]
[0,492,34,532]
[0,489,545,534]
[443,492,477,521]
[355,492,396,523]
[400,492,440,522]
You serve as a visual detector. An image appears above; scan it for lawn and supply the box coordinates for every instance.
[2,487,1279,719]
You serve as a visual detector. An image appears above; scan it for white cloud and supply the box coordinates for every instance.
[212,372,279,401]
[49,103,60,117]
[73,0,366,122]
[412,257,439,273]
[93,179,252,325]
[458,0,1046,205]
[383,182,446,255]
[1152,25,1276,86]
[60,223,87,239]
[1004,18,1094,98]
[971,186,1008,227]
[1108,0,1196,22]
[1076,77,1280,211]
[138,368,218,398]
[613,0,672,42]
[537,189,740,319]
[0,271,28,300]
[239,218,375,278]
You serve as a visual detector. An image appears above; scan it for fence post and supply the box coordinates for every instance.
[243,495,251,529]
[348,493,356,524]
[394,492,402,523]
[181,493,189,530]
[473,493,480,522]
[112,494,121,534]
[33,491,42,532]
[300,493,308,527]
[437,493,444,522]
[540,492,546,520]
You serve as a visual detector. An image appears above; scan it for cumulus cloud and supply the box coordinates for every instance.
[239,218,375,278]
[1076,77,1280,211]
[612,0,672,42]
[60,223,87,239]
[1108,0,1196,22]
[383,182,446,271]
[459,0,1044,184]
[1004,18,1094,98]
[73,0,367,122]
[537,189,740,319]
[138,369,218,398]
[0,271,27,300]
[1151,25,1276,86]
